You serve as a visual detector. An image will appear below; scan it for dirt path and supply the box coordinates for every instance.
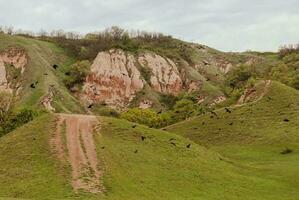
[52,113,103,193]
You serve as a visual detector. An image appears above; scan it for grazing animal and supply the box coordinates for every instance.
[225,108,231,113]
[210,111,218,117]
[170,142,176,146]
[52,64,58,69]
[186,144,191,148]
[157,110,162,114]
[229,122,233,126]
[44,73,48,76]
[132,125,137,128]
[283,119,290,122]
[65,72,71,76]
[30,83,35,88]
[88,104,94,109]
[134,150,138,153]
[101,146,105,149]
[141,136,146,141]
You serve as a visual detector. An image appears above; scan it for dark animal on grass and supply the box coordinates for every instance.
[52,64,58,69]
[169,138,176,141]
[157,110,162,114]
[225,108,231,113]
[134,150,138,153]
[88,104,94,109]
[283,119,290,122]
[210,111,217,117]
[141,136,146,141]
[229,122,233,126]
[132,125,137,128]
[186,144,191,148]
[30,83,35,88]
[280,148,293,155]
[65,72,71,76]
[170,142,176,146]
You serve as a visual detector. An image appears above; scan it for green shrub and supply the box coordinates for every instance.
[160,94,179,109]
[121,108,162,128]
[64,60,90,90]
[226,65,253,89]
[93,106,120,117]
[0,108,38,137]
[140,66,152,84]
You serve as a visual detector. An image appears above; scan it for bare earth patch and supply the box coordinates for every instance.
[52,114,103,193]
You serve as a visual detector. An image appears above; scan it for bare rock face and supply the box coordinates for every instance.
[209,96,227,107]
[82,49,144,107]
[0,48,27,94]
[0,62,10,93]
[238,80,271,104]
[82,49,185,108]
[41,88,56,112]
[138,53,183,95]
[139,100,153,109]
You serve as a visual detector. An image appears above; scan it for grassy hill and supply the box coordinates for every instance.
[0,33,84,113]
[165,81,299,199]
[1,109,299,199]
[1,32,299,200]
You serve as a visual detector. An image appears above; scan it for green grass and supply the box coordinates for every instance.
[165,81,299,199]
[0,34,84,113]
[0,114,74,199]
[1,94,299,199]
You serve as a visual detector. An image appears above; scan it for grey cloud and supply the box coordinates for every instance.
[0,0,298,51]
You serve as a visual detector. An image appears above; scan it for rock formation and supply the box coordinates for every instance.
[0,48,27,94]
[82,49,144,107]
[138,52,183,94]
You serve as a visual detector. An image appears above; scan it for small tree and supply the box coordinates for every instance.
[64,60,90,90]
[0,92,13,127]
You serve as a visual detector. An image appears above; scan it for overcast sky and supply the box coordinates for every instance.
[0,0,298,52]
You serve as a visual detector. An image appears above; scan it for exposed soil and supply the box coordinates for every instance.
[52,114,103,193]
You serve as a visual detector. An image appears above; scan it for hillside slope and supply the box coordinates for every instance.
[166,81,299,199]
[1,111,299,199]
[0,33,84,113]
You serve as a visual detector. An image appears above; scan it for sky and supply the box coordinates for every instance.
[0,0,298,52]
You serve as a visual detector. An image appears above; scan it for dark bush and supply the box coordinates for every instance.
[0,108,38,136]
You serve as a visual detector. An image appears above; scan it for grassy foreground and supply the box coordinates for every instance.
[166,81,299,199]
[0,82,298,200]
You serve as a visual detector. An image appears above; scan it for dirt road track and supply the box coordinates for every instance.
[52,114,103,193]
